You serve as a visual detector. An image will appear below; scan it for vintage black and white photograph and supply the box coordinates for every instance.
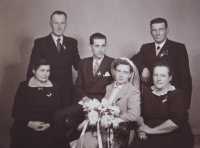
[0,0,200,148]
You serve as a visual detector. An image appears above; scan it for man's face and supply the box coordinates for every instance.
[50,14,67,37]
[90,39,107,60]
[150,22,169,44]
[115,64,132,85]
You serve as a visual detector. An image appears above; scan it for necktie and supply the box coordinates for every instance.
[57,38,61,52]
[93,61,99,76]
[157,46,160,50]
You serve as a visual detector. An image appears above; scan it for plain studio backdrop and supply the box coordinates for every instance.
[0,0,200,147]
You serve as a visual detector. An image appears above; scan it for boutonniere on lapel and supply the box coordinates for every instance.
[63,45,66,50]
[96,71,101,76]
[159,50,168,58]
[47,92,52,97]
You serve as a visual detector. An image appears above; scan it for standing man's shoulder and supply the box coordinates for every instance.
[34,34,51,42]
[104,55,115,62]
[167,39,188,53]
[63,36,78,43]
[140,42,155,49]
[167,39,186,48]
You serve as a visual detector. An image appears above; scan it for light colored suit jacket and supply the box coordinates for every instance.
[104,82,141,122]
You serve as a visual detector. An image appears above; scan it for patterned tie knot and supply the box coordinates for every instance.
[57,38,61,52]
[57,38,61,43]
[93,61,100,76]
[157,46,160,50]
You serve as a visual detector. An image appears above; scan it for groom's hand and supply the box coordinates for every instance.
[82,96,91,103]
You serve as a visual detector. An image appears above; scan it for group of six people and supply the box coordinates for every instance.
[10,10,194,148]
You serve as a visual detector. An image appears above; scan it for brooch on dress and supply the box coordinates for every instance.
[38,87,43,90]
[162,95,168,104]
[47,93,52,97]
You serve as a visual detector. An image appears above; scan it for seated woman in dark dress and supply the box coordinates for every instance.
[10,59,61,148]
[132,61,194,148]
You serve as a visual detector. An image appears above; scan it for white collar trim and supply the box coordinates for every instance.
[28,77,53,87]
[151,84,175,96]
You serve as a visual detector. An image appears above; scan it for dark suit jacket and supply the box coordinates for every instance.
[27,34,81,108]
[73,55,114,102]
[130,39,192,107]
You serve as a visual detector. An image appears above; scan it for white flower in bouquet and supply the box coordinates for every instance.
[88,110,99,125]
[98,98,110,112]
[81,99,101,111]
[100,114,114,128]
[108,105,120,116]
[112,118,124,129]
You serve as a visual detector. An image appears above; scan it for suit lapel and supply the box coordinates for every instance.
[113,82,129,104]
[46,34,59,58]
[59,36,70,58]
[157,39,171,59]
[149,43,157,62]
[92,55,109,84]
[86,58,95,84]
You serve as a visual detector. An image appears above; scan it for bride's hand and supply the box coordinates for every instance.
[138,124,152,134]
[138,131,147,140]
[78,120,88,131]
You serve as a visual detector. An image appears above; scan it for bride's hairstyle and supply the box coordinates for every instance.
[111,57,140,89]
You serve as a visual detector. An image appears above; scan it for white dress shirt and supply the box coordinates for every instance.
[155,39,167,56]
[51,33,63,46]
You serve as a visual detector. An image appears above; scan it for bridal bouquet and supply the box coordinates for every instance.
[79,98,124,129]
[77,98,124,148]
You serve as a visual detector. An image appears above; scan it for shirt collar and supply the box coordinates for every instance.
[114,81,124,89]
[51,33,63,45]
[28,77,53,87]
[155,39,167,49]
[151,84,175,96]
[93,55,105,66]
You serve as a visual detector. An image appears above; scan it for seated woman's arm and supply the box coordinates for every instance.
[138,91,188,135]
[12,82,30,126]
[138,119,178,134]
[12,82,50,131]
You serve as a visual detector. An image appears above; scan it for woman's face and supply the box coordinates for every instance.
[153,66,172,90]
[33,65,50,83]
[115,64,132,85]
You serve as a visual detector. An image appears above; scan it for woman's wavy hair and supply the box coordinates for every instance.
[153,61,173,76]
[32,59,51,71]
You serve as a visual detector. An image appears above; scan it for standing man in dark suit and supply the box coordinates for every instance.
[130,18,192,108]
[54,33,114,148]
[27,10,81,108]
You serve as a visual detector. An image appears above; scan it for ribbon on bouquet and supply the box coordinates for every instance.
[72,120,89,148]
[72,119,103,148]
[107,128,114,148]
[97,118,103,148]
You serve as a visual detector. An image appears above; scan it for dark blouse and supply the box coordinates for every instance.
[131,86,194,148]
[142,87,189,128]
[11,81,61,128]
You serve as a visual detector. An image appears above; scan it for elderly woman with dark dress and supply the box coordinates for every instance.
[131,61,194,148]
[10,59,61,148]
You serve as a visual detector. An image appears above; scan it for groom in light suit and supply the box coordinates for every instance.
[54,33,114,148]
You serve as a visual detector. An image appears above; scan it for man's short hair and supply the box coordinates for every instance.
[90,33,107,45]
[50,10,67,20]
[150,18,168,28]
